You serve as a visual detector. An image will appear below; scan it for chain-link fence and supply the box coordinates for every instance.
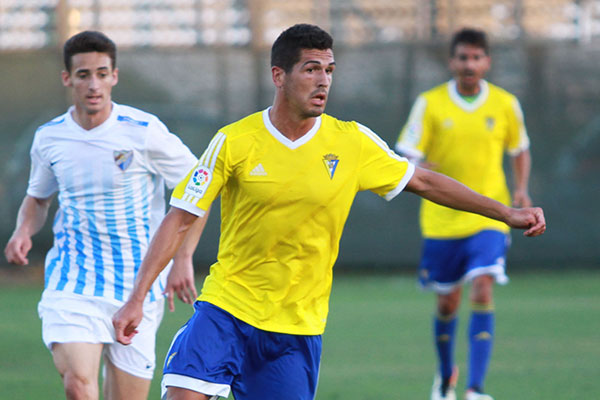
[2,0,600,51]
[1,1,599,269]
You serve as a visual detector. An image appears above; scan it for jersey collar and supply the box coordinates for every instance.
[447,79,489,112]
[262,107,322,150]
[65,102,119,133]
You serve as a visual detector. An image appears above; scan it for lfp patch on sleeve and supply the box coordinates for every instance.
[185,165,212,198]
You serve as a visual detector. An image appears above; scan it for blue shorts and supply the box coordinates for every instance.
[161,301,322,400]
[418,230,510,294]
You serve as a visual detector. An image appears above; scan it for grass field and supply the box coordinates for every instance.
[0,268,598,399]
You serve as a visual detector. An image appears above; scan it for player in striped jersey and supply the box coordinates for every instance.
[113,24,545,400]
[396,28,534,400]
[4,31,206,400]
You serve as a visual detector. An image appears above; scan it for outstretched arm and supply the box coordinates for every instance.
[163,207,211,311]
[405,167,545,237]
[4,195,53,265]
[113,206,199,344]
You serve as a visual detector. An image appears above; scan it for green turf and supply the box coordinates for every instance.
[0,269,598,399]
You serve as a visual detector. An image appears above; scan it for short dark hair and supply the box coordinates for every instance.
[271,24,333,72]
[63,31,116,72]
[450,28,489,57]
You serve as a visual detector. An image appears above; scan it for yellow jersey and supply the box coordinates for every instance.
[171,109,414,335]
[396,80,529,239]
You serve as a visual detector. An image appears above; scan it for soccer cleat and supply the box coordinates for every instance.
[464,389,494,400]
[431,366,459,400]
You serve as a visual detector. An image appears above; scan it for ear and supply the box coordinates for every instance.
[484,55,492,71]
[112,67,119,87]
[448,57,457,74]
[271,65,285,89]
[61,70,71,87]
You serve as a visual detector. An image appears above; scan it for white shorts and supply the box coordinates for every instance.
[38,290,165,380]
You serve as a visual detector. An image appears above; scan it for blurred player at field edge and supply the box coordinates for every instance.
[4,31,207,400]
[396,28,533,400]
[113,24,544,400]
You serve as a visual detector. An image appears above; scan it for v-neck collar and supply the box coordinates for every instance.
[65,102,118,134]
[447,79,489,112]
[262,107,322,150]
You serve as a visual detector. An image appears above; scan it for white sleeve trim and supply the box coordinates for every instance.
[169,197,207,218]
[384,161,416,201]
[394,143,423,161]
[507,144,530,156]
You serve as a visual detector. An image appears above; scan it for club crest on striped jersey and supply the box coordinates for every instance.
[114,150,133,171]
[185,165,212,198]
[323,153,339,179]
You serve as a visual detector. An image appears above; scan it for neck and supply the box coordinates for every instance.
[72,103,113,130]
[269,102,317,142]
[456,81,481,96]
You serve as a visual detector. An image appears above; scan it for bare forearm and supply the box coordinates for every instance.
[406,167,511,223]
[173,207,210,262]
[14,195,52,237]
[129,207,199,303]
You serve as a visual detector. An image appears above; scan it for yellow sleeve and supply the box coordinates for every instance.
[505,96,530,155]
[170,131,229,217]
[395,94,432,160]
[356,123,415,201]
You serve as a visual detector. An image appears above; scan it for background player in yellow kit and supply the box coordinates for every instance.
[396,28,533,400]
[113,24,544,400]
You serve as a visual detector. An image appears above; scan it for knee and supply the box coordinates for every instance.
[63,371,98,400]
[437,294,460,316]
[470,276,494,304]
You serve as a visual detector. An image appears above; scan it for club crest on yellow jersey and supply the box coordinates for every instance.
[322,153,339,179]
[485,116,495,130]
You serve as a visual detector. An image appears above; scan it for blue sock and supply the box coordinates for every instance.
[468,305,495,391]
[434,314,457,380]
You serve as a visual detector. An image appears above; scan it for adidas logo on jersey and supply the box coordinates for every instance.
[249,163,267,176]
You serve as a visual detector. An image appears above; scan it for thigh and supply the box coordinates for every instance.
[38,293,114,349]
[162,302,249,399]
[419,237,468,293]
[104,298,164,380]
[464,230,510,284]
[52,342,103,384]
[103,355,151,400]
[166,386,214,400]
[233,332,322,400]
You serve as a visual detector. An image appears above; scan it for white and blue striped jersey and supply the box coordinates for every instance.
[28,103,197,304]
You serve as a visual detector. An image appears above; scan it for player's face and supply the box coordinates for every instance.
[62,52,118,116]
[449,44,490,94]
[282,48,336,118]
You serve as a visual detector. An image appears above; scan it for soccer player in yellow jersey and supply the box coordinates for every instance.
[396,28,533,400]
[113,24,545,400]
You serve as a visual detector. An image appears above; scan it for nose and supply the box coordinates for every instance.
[89,75,100,90]
[464,57,478,70]
[317,69,330,87]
